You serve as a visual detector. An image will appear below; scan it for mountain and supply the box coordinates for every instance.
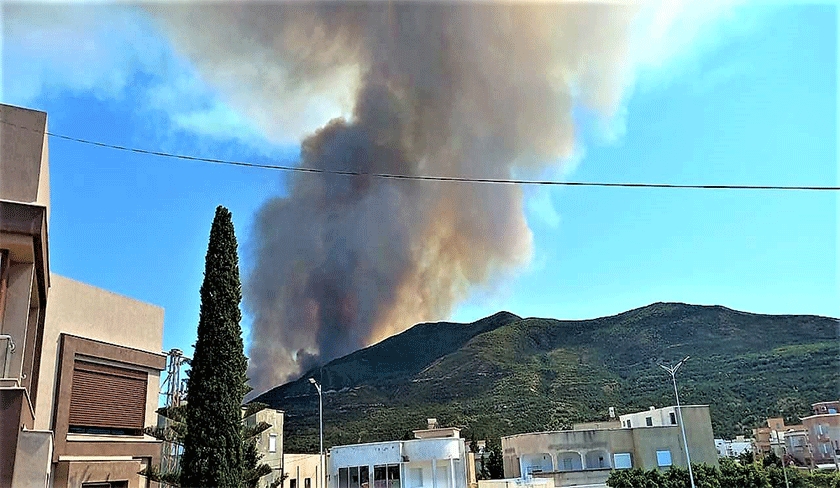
[253,303,839,452]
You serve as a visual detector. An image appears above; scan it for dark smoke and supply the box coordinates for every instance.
[147,2,641,394]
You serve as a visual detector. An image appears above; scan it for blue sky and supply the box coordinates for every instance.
[2,3,837,363]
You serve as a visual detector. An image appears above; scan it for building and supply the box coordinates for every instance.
[285,454,326,488]
[800,401,840,469]
[783,429,811,467]
[0,102,54,488]
[811,402,839,416]
[501,406,718,488]
[752,417,803,461]
[247,407,285,487]
[0,103,167,488]
[328,419,475,488]
[714,437,752,458]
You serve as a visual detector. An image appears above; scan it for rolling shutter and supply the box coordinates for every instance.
[68,360,148,431]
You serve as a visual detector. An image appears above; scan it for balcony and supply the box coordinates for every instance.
[0,334,18,386]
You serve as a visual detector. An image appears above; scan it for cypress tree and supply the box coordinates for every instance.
[181,206,249,487]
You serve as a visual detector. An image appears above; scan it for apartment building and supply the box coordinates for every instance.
[0,103,166,488]
[801,401,840,469]
[0,102,54,488]
[752,417,803,461]
[247,407,285,487]
[502,406,718,488]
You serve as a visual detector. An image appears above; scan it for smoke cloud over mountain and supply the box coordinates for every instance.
[145,2,672,394]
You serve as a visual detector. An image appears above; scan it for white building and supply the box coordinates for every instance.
[329,419,474,488]
[714,437,752,458]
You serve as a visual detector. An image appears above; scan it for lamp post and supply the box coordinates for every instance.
[309,378,325,488]
[660,356,696,488]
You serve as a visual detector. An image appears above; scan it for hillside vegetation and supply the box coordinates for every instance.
[253,303,838,452]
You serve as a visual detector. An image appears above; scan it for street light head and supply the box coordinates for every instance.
[309,378,317,385]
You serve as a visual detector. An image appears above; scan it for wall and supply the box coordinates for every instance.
[802,414,840,464]
[286,453,325,488]
[0,104,50,209]
[35,274,165,431]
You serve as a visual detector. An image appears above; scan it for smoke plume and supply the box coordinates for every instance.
[147,2,643,394]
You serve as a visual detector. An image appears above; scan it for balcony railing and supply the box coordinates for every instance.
[0,334,16,379]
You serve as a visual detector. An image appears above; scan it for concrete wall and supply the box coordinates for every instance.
[802,414,840,464]
[10,429,52,488]
[35,274,165,430]
[286,453,324,488]
[0,104,50,211]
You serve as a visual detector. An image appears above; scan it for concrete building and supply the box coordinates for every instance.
[501,406,718,488]
[752,417,804,461]
[0,102,54,488]
[247,407,285,487]
[801,401,840,469]
[0,103,166,488]
[328,419,475,488]
[714,437,752,458]
[285,454,326,488]
[783,429,811,467]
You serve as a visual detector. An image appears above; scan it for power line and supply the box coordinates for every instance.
[2,118,838,191]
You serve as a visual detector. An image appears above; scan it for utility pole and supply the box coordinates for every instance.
[660,356,696,488]
[309,378,325,488]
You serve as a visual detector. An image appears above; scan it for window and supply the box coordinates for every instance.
[305,478,311,488]
[656,450,672,467]
[373,465,400,488]
[669,412,677,425]
[269,434,277,453]
[613,453,632,469]
[290,480,297,488]
[409,468,423,488]
[646,417,653,427]
[627,419,631,428]
[68,360,148,436]
[340,466,370,488]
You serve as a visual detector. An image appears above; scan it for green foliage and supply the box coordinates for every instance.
[181,206,249,488]
[140,464,182,486]
[484,439,504,479]
[256,304,837,452]
[608,460,840,488]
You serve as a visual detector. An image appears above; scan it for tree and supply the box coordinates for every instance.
[181,206,250,487]
[485,439,504,479]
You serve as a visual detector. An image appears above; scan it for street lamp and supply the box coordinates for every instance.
[660,356,696,488]
[309,378,325,488]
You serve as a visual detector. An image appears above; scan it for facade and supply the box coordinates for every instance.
[328,420,474,488]
[41,275,166,487]
[0,103,166,488]
[248,407,285,487]
[801,401,840,469]
[285,454,326,488]
[0,103,53,488]
[752,417,803,460]
[784,429,811,467]
[502,406,718,488]
[714,437,752,458]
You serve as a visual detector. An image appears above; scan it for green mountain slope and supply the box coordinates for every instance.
[253,303,838,452]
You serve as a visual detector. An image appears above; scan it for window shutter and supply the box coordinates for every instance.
[68,360,148,432]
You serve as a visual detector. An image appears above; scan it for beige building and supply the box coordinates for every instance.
[502,405,718,487]
[0,103,166,488]
[247,407,285,487]
[285,453,326,488]
[801,401,840,469]
[751,417,806,462]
